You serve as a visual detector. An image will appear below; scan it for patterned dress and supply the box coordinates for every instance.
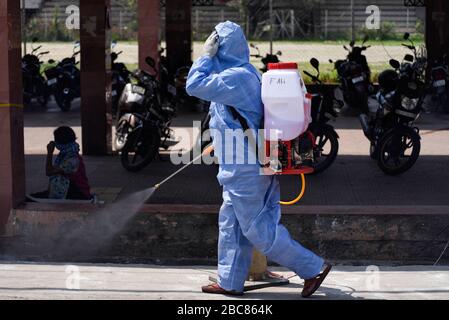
[48,142,83,199]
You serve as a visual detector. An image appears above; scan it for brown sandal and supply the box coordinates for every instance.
[301,263,332,298]
[201,283,244,296]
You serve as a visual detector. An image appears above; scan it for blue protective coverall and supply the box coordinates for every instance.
[186,21,324,292]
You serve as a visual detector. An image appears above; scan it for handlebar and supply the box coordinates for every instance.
[32,45,42,53]
[304,70,321,84]
[303,70,314,78]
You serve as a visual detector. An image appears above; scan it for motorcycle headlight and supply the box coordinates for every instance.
[401,96,419,111]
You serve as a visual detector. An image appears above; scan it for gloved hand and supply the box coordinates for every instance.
[203,31,219,58]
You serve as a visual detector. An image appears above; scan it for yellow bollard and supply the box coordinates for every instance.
[247,250,268,281]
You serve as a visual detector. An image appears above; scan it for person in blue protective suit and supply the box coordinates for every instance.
[186,21,332,298]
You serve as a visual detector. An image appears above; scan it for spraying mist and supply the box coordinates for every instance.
[52,187,157,258]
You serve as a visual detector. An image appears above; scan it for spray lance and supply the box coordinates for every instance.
[153,143,307,205]
[153,145,215,191]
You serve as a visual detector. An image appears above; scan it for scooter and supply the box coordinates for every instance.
[330,35,372,114]
[303,58,341,174]
[22,38,50,108]
[359,33,426,175]
[111,41,131,116]
[430,54,449,113]
[44,41,80,112]
[115,56,177,172]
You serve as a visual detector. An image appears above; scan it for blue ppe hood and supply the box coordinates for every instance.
[212,21,251,72]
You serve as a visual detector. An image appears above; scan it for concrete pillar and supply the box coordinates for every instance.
[138,0,160,74]
[80,0,112,155]
[165,0,192,73]
[0,0,25,233]
[426,0,449,65]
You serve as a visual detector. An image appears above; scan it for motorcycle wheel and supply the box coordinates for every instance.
[120,126,160,172]
[311,125,339,174]
[114,119,130,151]
[370,142,378,160]
[36,91,49,108]
[377,127,421,175]
[35,78,49,108]
[23,95,31,109]
[440,91,449,114]
[55,93,72,112]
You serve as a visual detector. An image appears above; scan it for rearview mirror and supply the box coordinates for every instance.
[362,35,369,44]
[145,56,156,68]
[276,51,282,56]
[349,40,355,47]
[404,54,414,63]
[310,58,320,71]
[389,59,400,69]
[404,32,410,41]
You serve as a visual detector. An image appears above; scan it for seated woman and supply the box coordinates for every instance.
[29,126,92,201]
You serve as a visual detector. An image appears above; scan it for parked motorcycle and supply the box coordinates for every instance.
[430,54,449,113]
[331,35,372,114]
[250,43,282,73]
[44,41,80,112]
[303,58,342,174]
[115,56,177,172]
[111,41,131,116]
[359,33,426,175]
[22,38,50,108]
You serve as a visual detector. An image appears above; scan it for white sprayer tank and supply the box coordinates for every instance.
[262,62,309,141]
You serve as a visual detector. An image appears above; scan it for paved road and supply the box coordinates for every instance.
[0,262,448,300]
[24,100,449,205]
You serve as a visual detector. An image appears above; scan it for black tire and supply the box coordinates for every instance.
[120,126,160,172]
[36,88,49,108]
[370,142,378,160]
[311,125,339,174]
[35,77,49,108]
[354,84,369,114]
[440,92,449,114]
[377,127,421,175]
[23,95,31,109]
[55,92,72,112]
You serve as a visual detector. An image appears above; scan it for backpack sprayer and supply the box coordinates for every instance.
[262,62,314,205]
[153,62,313,206]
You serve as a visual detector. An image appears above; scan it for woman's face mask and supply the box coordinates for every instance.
[54,142,64,151]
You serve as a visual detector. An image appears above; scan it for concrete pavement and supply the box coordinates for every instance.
[0,262,448,300]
